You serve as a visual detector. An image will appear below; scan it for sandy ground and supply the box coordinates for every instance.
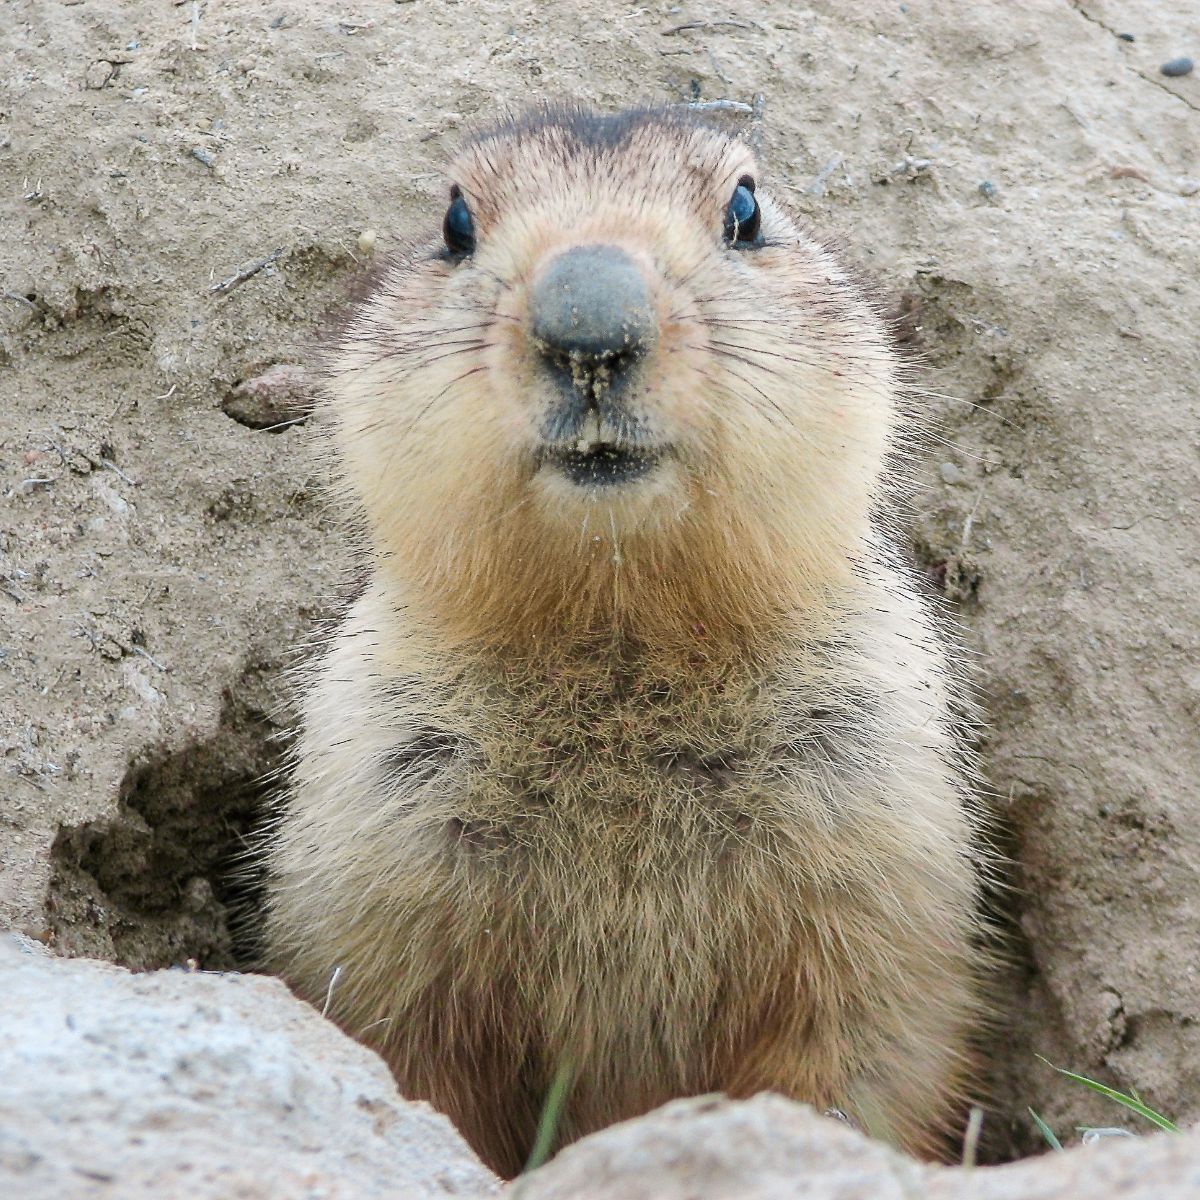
[2,0,1197,1162]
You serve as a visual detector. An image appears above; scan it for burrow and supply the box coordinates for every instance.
[46,654,294,971]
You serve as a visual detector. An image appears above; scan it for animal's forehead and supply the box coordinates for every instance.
[448,108,757,209]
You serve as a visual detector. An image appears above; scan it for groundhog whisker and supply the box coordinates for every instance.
[910,432,991,464]
[699,348,796,426]
[399,364,489,440]
[691,364,784,432]
[692,309,804,327]
[480,492,535,532]
[388,319,492,333]
[909,387,1019,429]
[383,338,488,364]
[704,337,835,377]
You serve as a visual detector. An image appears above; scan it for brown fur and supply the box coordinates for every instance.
[263,106,990,1177]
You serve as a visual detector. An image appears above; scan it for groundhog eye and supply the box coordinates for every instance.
[723,174,761,247]
[443,185,476,256]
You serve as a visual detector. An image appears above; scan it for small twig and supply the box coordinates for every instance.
[2,575,28,603]
[357,1016,394,1035]
[685,99,753,113]
[255,415,310,433]
[748,92,765,156]
[210,247,284,295]
[961,1105,984,1168]
[130,644,166,671]
[806,154,843,195]
[99,458,138,486]
[322,965,344,1016]
[707,49,733,86]
[190,1,200,51]
[960,487,985,553]
[153,384,178,401]
[662,18,757,36]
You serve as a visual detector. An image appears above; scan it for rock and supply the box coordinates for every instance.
[519,1093,1200,1200]
[84,60,115,90]
[222,363,314,430]
[6,938,1200,1199]
[521,1095,926,1198]
[0,936,499,1200]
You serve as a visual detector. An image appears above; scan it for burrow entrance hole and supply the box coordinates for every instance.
[46,658,292,971]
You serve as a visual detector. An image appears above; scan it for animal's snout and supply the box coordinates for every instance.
[529,244,657,377]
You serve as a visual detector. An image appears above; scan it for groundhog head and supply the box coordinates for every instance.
[328,107,900,644]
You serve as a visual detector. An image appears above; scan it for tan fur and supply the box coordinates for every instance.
[263,107,989,1177]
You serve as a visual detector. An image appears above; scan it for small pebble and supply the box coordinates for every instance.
[1161,57,1194,77]
[978,180,997,200]
[190,146,215,168]
[1081,1128,1137,1145]
[939,462,966,486]
[1179,179,1200,196]
[84,60,115,89]
[357,229,377,256]
[1116,32,1135,43]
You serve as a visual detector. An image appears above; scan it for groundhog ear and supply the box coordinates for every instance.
[443,185,476,257]
[723,174,761,247]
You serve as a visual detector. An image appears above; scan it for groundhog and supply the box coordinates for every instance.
[263,105,989,1178]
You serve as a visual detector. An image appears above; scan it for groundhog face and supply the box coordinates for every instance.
[329,108,899,631]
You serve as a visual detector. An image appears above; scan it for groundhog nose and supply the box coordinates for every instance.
[530,244,657,363]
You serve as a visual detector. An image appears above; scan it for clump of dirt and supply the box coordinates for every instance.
[2,0,1198,1166]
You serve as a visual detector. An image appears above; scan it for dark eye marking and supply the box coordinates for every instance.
[723,174,762,248]
[443,184,476,257]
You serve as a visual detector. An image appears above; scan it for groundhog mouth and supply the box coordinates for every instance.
[540,442,663,487]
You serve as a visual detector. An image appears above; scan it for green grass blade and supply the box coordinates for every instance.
[1036,1056,1179,1133]
[522,1057,576,1173]
[1028,1106,1064,1151]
